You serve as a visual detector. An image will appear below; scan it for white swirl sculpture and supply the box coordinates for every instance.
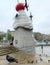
[13,10,33,30]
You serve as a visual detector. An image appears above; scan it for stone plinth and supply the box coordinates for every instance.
[13,28,35,55]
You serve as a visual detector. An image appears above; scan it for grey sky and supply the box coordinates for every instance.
[0,0,50,34]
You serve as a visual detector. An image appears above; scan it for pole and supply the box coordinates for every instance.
[41,46,43,54]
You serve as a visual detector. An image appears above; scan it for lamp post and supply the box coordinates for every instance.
[41,45,43,54]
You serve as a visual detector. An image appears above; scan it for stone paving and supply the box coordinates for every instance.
[0,46,50,65]
[0,51,35,65]
[0,53,50,65]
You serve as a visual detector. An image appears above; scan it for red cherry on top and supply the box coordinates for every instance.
[15,3,25,11]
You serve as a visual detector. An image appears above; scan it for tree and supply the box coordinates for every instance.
[0,34,6,41]
[34,33,43,41]
[7,33,14,41]
[0,35,2,41]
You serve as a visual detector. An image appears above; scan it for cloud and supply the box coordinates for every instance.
[0,0,50,34]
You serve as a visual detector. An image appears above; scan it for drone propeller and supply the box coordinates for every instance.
[25,0,29,11]
[17,0,19,3]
